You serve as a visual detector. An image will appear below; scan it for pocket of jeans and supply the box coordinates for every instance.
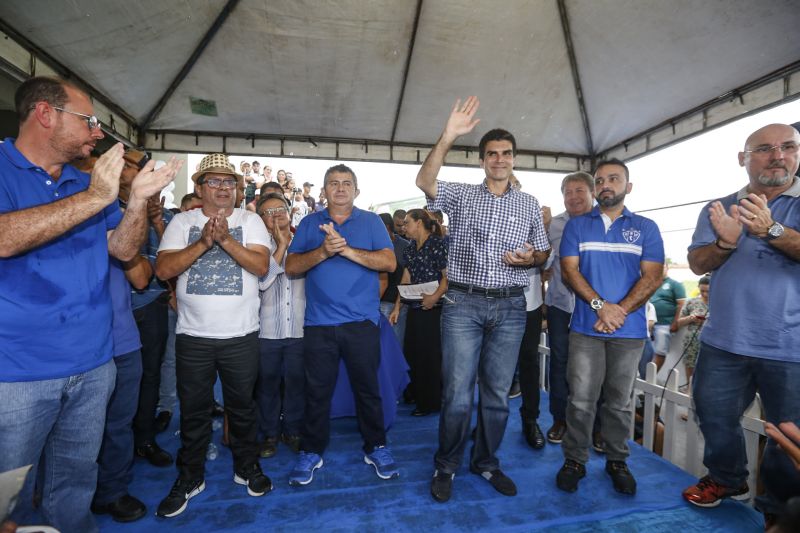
[443,290,463,306]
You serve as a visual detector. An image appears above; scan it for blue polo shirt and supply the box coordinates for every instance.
[689,180,800,362]
[0,138,121,381]
[110,258,141,357]
[288,207,392,326]
[561,206,664,339]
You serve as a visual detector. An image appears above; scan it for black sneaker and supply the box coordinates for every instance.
[605,461,636,495]
[470,467,517,496]
[156,478,205,518]
[234,463,273,497]
[430,470,454,503]
[556,459,586,493]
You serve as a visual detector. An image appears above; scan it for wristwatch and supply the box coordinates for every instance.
[766,222,785,240]
[590,298,605,312]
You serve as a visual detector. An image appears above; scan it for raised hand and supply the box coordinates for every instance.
[736,193,773,238]
[88,142,125,204]
[503,243,534,266]
[708,200,742,246]
[130,157,183,203]
[443,96,481,142]
[147,194,165,226]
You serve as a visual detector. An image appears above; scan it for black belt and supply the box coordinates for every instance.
[449,281,524,298]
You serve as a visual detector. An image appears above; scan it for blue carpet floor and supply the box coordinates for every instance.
[99,395,764,532]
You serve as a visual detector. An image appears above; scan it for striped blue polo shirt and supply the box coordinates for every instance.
[560,205,664,338]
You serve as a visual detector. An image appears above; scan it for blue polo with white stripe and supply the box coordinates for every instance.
[560,205,664,338]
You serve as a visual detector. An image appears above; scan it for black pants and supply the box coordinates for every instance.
[518,306,543,422]
[175,332,259,479]
[133,297,168,446]
[404,306,442,412]
[301,321,385,455]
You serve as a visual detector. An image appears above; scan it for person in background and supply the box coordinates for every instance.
[389,209,448,417]
[675,275,710,386]
[378,213,410,349]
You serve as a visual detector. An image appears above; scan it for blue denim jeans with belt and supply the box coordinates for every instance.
[434,288,526,474]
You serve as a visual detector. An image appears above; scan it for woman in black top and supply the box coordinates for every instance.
[389,209,448,416]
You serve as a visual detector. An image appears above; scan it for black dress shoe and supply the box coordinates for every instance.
[91,494,146,523]
[155,410,172,433]
[411,408,432,417]
[136,442,173,467]
[523,420,546,450]
[431,470,454,503]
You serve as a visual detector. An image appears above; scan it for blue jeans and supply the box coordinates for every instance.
[547,306,571,422]
[693,342,800,489]
[95,351,143,506]
[0,359,115,533]
[256,337,305,437]
[435,290,526,474]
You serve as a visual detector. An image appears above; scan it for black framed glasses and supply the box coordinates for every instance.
[51,106,101,130]
[202,177,238,189]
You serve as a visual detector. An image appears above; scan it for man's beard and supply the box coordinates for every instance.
[757,168,791,187]
[597,191,626,208]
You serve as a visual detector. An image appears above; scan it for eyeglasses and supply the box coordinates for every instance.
[743,142,799,156]
[259,207,288,217]
[202,177,238,189]
[51,106,101,130]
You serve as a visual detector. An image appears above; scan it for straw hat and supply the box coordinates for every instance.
[191,153,242,184]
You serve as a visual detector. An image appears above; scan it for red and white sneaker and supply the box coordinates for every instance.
[682,475,749,507]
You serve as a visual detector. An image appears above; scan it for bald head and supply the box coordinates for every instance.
[739,123,800,190]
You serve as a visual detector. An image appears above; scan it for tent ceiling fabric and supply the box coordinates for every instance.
[1,0,799,164]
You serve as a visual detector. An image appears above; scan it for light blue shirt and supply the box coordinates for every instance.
[688,178,800,362]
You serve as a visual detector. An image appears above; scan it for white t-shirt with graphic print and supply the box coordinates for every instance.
[159,208,271,338]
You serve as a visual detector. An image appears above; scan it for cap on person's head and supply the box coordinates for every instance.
[191,153,241,184]
[303,181,314,187]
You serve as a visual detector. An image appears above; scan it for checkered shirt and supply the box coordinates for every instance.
[427,180,550,288]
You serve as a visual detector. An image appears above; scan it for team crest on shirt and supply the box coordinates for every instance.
[622,228,641,244]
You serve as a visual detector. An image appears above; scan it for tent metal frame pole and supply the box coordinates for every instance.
[0,19,137,127]
[389,0,424,149]
[139,0,241,134]
[556,0,594,157]
[601,60,800,158]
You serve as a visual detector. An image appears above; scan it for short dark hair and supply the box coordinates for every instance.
[594,158,630,180]
[323,164,358,189]
[180,192,197,207]
[392,209,406,220]
[379,212,395,234]
[698,275,711,286]
[15,76,71,122]
[560,171,595,193]
[479,128,516,160]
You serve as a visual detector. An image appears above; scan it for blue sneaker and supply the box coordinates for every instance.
[364,446,399,479]
[289,452,323,486]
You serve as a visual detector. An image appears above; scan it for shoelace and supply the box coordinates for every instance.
[297,452,319,470]
[370,447,393,464]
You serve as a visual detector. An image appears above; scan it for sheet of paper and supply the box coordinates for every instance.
[397,281,439,300]
[0,465,31,523]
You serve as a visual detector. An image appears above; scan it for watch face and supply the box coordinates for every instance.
[769,223,784,239]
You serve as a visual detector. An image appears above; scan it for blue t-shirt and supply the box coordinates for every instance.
[688,182,800,362]
[109,258,141,357]
[0,138,121,381]
[288,207,392,326]
[560,206,664,339]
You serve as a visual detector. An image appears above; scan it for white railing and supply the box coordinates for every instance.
[537,333,766,501]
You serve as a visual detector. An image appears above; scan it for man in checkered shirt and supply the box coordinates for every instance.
[417,96,550,503]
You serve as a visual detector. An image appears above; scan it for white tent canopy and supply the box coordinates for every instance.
[1,0,799,171]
